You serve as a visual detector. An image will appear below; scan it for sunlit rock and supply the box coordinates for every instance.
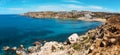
[12,47,17,51]
[110,38,116,43]
[95,39,102,47]
[28,46,38,53]
[68,33,79,44]
[3,46,10,51]
[16,50,26,55]
[33,41,42,46]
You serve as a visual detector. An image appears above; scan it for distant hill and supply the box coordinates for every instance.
[23,10,120,20]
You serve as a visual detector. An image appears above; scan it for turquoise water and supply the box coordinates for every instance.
[0,15,102,55]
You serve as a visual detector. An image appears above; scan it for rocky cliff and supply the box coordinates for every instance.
[87,16,120,55]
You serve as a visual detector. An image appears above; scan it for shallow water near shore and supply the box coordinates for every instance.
[0,15,102,54]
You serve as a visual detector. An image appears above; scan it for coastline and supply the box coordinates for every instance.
[22,11,115,23]
[77,17,106,22]
[2,12,120,55]
[22,14,106,22]
[0,15,103,55]
[3,16,120,55]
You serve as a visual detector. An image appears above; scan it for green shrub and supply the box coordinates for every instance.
[72,43,82,51]
[51,45,56,52]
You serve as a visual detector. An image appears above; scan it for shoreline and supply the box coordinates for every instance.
[77,17,106,22]
[2,16,120,55]
[23,15,106,22]
[22,10,120,23]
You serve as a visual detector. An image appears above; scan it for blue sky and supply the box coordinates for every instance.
[0,0,120,14]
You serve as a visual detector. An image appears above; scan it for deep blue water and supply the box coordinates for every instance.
[0,15,102,54]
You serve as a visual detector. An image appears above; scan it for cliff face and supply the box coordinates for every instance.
[24,11,83,19]
[3,16,120,55]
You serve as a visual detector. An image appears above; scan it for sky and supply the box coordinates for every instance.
[0,0,120,14]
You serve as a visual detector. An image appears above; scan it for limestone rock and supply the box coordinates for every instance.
[110,38,116,43]
[68,33,79,44]
[95,39,102,47]
[33,41,41,46]
[3,46,10,51]
[28,46,38,53]
[12,47,17,51]
[16,50,26,55]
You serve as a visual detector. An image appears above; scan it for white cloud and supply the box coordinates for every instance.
[1,4,116,14]
[34,5,69,11]
[65,4,105,10]
[33,4,107,12]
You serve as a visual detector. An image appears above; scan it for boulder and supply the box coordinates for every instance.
[90,44,95,50]
[110,38,116,43]
[20,45,24,48]
[3,46,10,51]
[95,39,102,47]
[68,33,79,44]
[12,47,17,51]
[28,46,38,53]
[16,50,26,55]
[33,41,41,46]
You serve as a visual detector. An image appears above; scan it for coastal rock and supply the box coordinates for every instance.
[3,46,10,51]
[20,45,24,48]
[110,38,116,43]
[68,33,79,44]
[90,44,95,50]
[28,46,38,53]
[16,45,26,55]
[12,47,17,51]
[20,45,25,50]
[101,41,107,47]
[95,39,102,47]
[40,41,63,51]
[87,16,120,55]
[28,41,66,55]
[33,41,42,46]
[16,50,26,55]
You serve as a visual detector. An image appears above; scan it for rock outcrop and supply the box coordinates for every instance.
[87,16,120,55]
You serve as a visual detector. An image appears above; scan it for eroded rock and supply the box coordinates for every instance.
[3,46,10,51]
[68,33,79,44]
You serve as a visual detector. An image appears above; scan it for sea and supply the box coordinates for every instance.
[0,14,102,55]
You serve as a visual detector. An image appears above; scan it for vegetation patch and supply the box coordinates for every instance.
[51,45,56,52]
[72,43,82,51]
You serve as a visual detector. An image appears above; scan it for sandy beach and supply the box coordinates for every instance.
[78,17,106,22]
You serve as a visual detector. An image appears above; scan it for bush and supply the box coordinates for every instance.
[72,43,81,51]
